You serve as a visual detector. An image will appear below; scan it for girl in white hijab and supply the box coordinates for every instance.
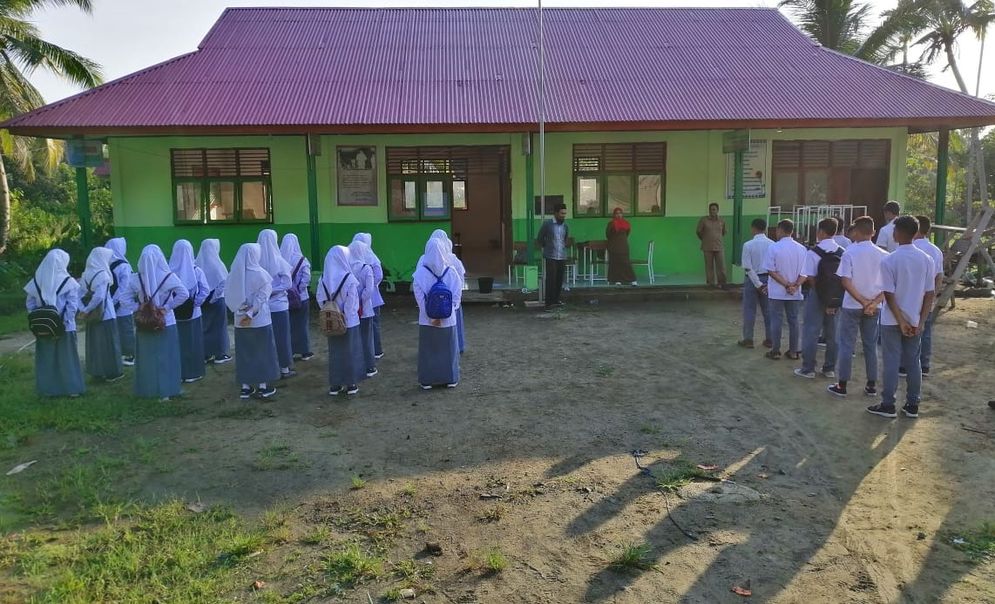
[413,238,462,389]
[25,249,85,397]
[316,245,364,395]
[347,239,378,378]
[126,244,188,401]
[227,243,280,399]
[280,233,313,361]
[352,233,386,359]
[105,237,137,364]
[256,229,295,378]
[169,240,210,383]
[80,246,124,382]
[426,229,467,354]
[195,238,231,364]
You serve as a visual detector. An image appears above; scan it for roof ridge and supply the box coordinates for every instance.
[217,6,781,10]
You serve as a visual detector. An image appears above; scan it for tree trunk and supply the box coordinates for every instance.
[976,33,989,210]
[0,153,9,256]
[945,43,990,219]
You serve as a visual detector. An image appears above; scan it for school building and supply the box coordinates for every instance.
[6,7,995,284]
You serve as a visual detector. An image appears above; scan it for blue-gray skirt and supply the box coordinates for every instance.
[234,325,281,385]
[271,310,293,369]
[359,317,375,371]
[372,306,383,356]
[418,325,460,386]
[328,326,365,387]
[456,307,465,354]
[289,304,311,356]
[176,316,205,381]
[36,331,85,397]
[135,324,181,398]
[117,312,136,357]
[201,298,229,358]
[85,318,122,379]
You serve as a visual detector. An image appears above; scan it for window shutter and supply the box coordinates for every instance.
[831,141,859,167]
[171,149,206,177]
[634,143,666,172]
[802,141,830,168]
[573,144,602,172]
[772,141,800,168]
[237,149,271,176]
[604,144,634,172]
[858,140,890,168]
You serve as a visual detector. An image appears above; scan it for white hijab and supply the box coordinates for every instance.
[137,244,172,296]
[81,247,114,292]
[195,238,228,291]
[257,229,291,280]
[347,240,371,278]
[428,229,465,279]
[169,239,199,291]
[226,243,271,313]
[280,233,305,270]
[351,232,381,268]
[321,245,355,297]
[413,238,450,293]
[106,237,127,262]
[25,248,78,303]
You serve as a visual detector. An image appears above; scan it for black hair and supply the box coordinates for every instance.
[777,219,794,235]
[751,218,767,231]
[894,215,919,240]
[817,218,838,237]
[915,215,932,235]
[852,216,875,236]
[884,200,901,216]
[708,202,719,210]
[553,203,566,213]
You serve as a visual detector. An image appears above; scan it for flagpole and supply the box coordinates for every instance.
[537,0,546,302]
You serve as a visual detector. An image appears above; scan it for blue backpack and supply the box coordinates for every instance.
[424,266,453,320]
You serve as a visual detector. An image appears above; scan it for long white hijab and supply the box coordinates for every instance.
[257,229,291,280]
[81,247,114,292]
[320,245,355,298]
[25,248,78,303]
[169,239,199,291]
[226,243,271,313]
[195,238,228,291]
[137,244,173,297]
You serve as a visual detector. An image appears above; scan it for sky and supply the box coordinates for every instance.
[24,0,995,105]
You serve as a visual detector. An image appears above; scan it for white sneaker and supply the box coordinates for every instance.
[446,382,459,388]
[793,368,816,379]
[822,370,836,379]
[183,376,204,384]
[419,384,432,390]
[365,368,378,377]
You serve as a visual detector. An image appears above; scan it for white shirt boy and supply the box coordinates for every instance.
[836,241,888,310]
[741,233,774,289]
[832,235,852,249]
[762,236,808,301]
[913,238,944,280]
[880,244,935,326]
[877,219,898,252]
[802,238,841,279]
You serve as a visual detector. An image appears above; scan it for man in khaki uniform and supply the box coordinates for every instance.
[696,202,727,287]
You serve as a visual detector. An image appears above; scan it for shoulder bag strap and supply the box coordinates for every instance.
[33,279,46,306]
[291,257,304,280]
[331,275,349,302]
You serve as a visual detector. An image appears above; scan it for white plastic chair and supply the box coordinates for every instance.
[631,241,655,284]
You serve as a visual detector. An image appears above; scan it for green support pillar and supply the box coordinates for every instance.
[305,136,321,264]
[75,167,92,250]
[935,128,949,228]
[732,149,745,265]
[525,134,535,263]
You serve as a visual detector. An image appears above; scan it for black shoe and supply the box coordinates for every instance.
[374,352,385,360]
[898,367,907,378]
[105,374,125,384]
[346,384,359,395]
[902,404,919,418]
[921,367,930,378]
[204,355,215,364]
[864,384,877,397]
[122,356,135,367]
[866,404,897,418]
[827,384,847,398]
[280,370,297,380]
[328,386,344,396]
[365,368,378,378]
[817,336,827,348]
[213,354,232,365]
[989,400,995,410]
[257,386,277,398]
[240,386,256,399]
[300,352,315,361]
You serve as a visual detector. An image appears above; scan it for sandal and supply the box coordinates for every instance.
[785,351,801,360]
[765,351,782,360]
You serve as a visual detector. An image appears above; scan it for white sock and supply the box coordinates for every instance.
[241,383,250,390]
[259,382,268,389]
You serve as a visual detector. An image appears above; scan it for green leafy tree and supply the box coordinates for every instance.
[0,0,103,255]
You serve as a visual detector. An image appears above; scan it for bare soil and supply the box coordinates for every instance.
[6,297,995,603]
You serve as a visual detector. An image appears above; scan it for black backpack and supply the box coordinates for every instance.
[108,259,126,297]
[27,277,72,338]
[813,247,845,309]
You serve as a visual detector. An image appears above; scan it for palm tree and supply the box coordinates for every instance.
[0,0,102,255]
[778,0,874,55]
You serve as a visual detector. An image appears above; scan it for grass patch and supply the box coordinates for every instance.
[301,524,332,545]
[325,542,385,588]
[484,548,508,573]
[638,424,661,435]
[0,310,26,338]
[477,505,505,523]
[350,475,366,490]
[952,522,995,562]
[653,459,713,492]
[0,501,270,602]
[334,505,412,551]
[595,364,615,377]
[214,405,275,420]
[610,542,655,572]
[0,353,194,450]
[400,483,416,497]
[253,443,299,471]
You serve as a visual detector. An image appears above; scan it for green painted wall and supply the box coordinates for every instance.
[108,127,907,281]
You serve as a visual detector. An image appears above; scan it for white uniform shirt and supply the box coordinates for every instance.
[877,219,898,252]
[762,237,808,301]
[289,257,311,302]
[833,235,852,249]
[802,238,841,279]
[741,233,774,289]
[836,241,888,311]
[110,259,137,316]
[80,276,117,322]
[354,264,375,320]
[413,266,463,327]
[880,244,935,326]
[913,239,944,280]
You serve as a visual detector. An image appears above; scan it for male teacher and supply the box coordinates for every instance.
[537,203,569,310]
[697,202,727,288]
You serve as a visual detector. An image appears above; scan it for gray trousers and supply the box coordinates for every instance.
[741,275,770,343]
[836,307,879,384]
[768,298,801,354]
[800,293,838,373]
[881,325,922,408]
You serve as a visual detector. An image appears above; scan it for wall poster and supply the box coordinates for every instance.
[336,146,378,206]
[726,140,768,199]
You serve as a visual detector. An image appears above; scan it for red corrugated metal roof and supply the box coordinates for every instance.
[6,7,995,136]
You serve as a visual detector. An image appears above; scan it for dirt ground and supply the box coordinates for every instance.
[5,296,995,603]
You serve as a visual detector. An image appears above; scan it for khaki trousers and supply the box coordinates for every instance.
[703,250,726,286]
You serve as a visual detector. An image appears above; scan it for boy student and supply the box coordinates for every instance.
[739,218,774,349]
[876,201,901,252]
[867,216,935,419]
[910,216,944,377]
[762,219,808,360]
[831,217,852,249]
[794,218,843,379]
[827,217,888,398]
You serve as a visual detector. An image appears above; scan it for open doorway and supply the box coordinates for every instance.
[449,146,511,278]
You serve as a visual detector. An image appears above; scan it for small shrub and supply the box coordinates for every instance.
[610,543,655,572]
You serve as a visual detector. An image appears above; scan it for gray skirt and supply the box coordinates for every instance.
[201,298,229,358]
[271,310,293,369]
[234,326,281,385]
[328,326,365,387]
[117,313,136,357]
[359,317,376,371]
[36,331,85,397]
[372,306,383,356]
[85,318,122,379]
[135,324,181,398]
[177,316,205,381]
[418,325,460,386]
[289,304,311,356]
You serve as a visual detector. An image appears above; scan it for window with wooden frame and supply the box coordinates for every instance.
[572,143,666,218]
[772,139,890,209]
[171,148,273,224]
[386,147,468,221]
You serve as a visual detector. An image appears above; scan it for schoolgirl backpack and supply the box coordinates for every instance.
[319,276,350,336]
[27,277,72,338]
[424,267,453,320]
